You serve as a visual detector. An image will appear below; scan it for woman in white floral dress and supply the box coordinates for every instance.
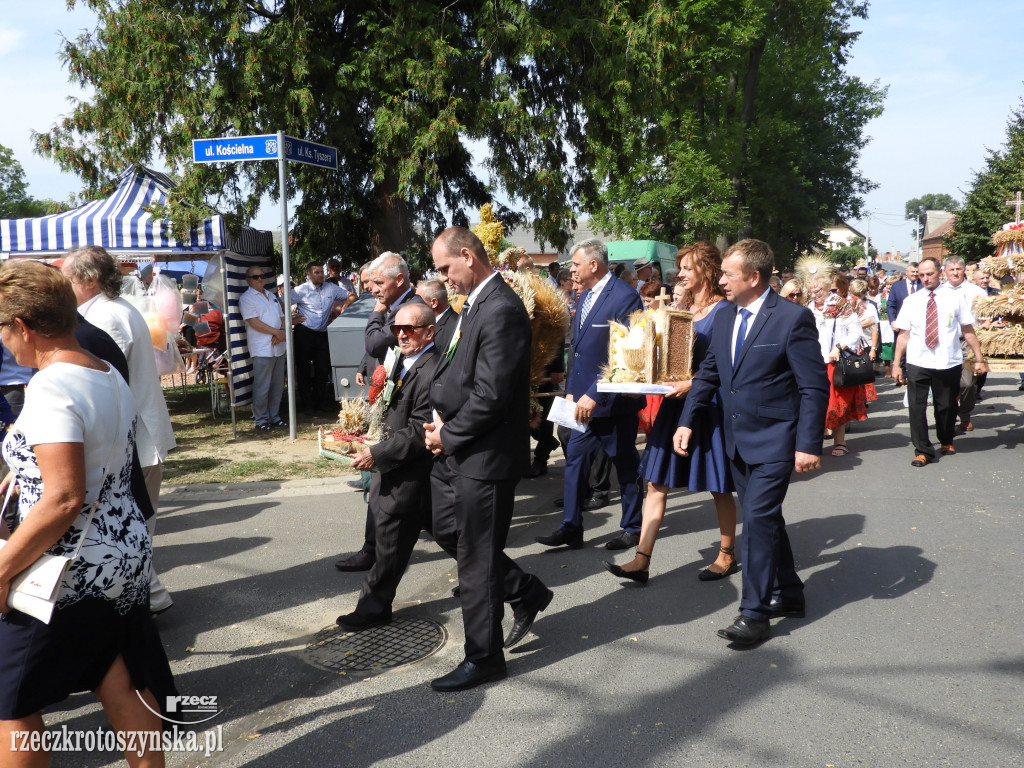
[0,260,172,768]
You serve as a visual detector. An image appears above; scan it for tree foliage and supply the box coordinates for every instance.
[904,192,958,241]
[37,0,884,269]
[584,0,885,264]
[0,144,68,218]
[945,100,1024,261]
[830,236,876,269]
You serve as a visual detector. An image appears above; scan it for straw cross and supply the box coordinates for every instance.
[1006,191,1023,225]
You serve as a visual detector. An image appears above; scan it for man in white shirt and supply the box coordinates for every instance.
[240,265,287,431]
[892,257,988,467]
[292,262,350,413]
[941,255,988,431]
[62,245,177,614]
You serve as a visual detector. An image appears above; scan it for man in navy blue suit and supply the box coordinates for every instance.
[886,261,922,327]
[536,238,645,550]
[675,239,829,646]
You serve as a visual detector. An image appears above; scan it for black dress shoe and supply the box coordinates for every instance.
[334,551,375,571]
[431,657,507,691]
[581,494,610,511]
[336,609,392,631]
[553,498,564,508]
[504,587,554,648]
[523,460,547,479]
[602,560,649,585]
[604,531,640,550]
[767,597,806,618]
[534,528,584,549]
[717,615,770,646]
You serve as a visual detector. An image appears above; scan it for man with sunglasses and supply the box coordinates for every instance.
[336,303,440,630]
[240,266,287,431]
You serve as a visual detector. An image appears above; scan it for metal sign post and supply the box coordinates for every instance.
[192,132,339,440]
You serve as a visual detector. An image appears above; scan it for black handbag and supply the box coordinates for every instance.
[833,349,874,387]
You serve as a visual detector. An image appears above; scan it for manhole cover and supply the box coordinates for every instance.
[304,615,447,673]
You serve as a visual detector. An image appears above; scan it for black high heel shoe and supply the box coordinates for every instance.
[698,545,738,582]
[603,550,651,585]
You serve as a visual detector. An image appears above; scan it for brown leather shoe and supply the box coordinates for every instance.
[334,552,375,571]
[911,454,930,467]
[940,444,956,456]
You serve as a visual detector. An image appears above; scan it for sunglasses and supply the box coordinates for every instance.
[247,273,271,280]
[392,324,430,336]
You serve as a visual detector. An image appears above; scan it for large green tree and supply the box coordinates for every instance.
[583,0,885,264]
[904,192,958,241]
[37,0,884,268]
[37,1,583,266]
[945,100,1024,260]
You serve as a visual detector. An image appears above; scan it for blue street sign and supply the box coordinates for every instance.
[281,136,338,170]
[192,134,279,163]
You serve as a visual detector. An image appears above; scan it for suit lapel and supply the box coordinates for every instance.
[432,276,498,379]
[574,281,614,348]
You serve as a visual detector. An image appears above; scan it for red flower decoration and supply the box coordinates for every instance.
[367,364,387,404]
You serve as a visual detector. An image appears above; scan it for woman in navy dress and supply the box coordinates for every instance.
[605,242,736,584]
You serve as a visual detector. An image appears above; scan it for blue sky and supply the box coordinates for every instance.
[2,1,1022,254]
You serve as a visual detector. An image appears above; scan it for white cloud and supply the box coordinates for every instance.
[0,27,27,56]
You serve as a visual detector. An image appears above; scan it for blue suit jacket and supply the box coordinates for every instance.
[567,275,643,419]
[886,278,921,324]
[680,289,829,463]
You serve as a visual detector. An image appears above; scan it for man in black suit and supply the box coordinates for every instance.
[416,278,459,353]
[425,227,553,692]
[363,252,426,364]
[335,302,441,629]
[335,252,427,572]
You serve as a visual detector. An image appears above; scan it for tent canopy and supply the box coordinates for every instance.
[0,166,276,411]
[1,165,271,258]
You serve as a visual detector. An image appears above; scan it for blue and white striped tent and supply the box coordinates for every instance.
[0,166,276,410]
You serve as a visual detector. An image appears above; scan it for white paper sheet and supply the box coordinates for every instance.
[547,396,586,433]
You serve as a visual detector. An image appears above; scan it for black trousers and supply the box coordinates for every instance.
[430,458,546,662]
[906,363,960,459]
[355,477,432,618]
[292,325,332,408]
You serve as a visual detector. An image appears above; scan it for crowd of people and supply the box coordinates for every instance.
[0,227,1012,762]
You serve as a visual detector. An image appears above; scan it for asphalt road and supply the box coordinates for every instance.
[46,375,1023,768]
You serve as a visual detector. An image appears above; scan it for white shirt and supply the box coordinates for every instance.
[893,286,975,369]
[858,300,879,349]
[292,279,349,331]
[239,286,286,358]
[731,287,771,365]
[79,294,176,465]
[582,271,613,312]
[941,279,987,315]
[399,343,435,379]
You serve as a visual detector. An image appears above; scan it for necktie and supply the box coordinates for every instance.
[733,308,751,370]
[925,292,939,348]
[578,291,595,326]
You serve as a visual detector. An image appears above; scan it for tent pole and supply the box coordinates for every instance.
[278,130,297,440]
